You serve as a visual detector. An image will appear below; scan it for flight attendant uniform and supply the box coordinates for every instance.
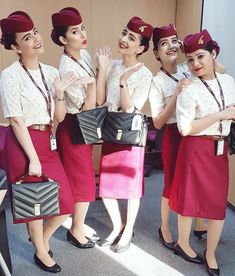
[56,49,96,203]
[0,61,74,223]
[149,64,191,198]
[169,72,235,219]
[99,60,152,199]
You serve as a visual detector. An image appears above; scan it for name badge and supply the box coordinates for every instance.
[131,114,142,130]
[216,139,224,156]
[50,134,57,151]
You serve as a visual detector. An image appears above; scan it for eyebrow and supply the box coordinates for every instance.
[22,28,36,40]
[129,33,137,40]
[187,51,205,58]
[70,27,79,31]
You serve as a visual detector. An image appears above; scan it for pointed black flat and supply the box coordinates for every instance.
[193,230,207,239]
[34,253,61,273]
[204,251,220,276]
[174,243,204,264]
[158,227,175,251]
[67,230,95,249]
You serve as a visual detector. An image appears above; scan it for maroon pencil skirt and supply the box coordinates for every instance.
[4,127,74,224]
[56,114,96,202]
[161,123,182,198]
[169,136,229,220]
[99,143,145,199]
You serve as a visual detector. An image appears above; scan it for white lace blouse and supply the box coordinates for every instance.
[176,73,235,136]
[149,63,191,124]
[59,49,95,114]
[0,61,58,127]
[105,60,152,112]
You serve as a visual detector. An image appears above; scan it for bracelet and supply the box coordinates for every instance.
[55,97,65,101]
[119,83,128,88]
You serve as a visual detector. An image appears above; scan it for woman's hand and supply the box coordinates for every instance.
[120,63,143,85]
[28,158,42,177]
[96,46,112,71]
[53,71,79,98]
[174,78,192,96]
[74,76,96,87]
[219,105,235,120]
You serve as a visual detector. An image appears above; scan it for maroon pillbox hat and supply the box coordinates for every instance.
[0,11,34,35]
[51,7,82,28]
[183,29,220,55]
[152,24,177,50]
[127,16,153,40]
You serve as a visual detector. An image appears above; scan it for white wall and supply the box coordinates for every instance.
[202,0,235,77]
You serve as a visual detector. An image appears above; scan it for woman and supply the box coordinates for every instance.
[169,30,235,275]
[149,24,209,250]
[51,7,98,249]
[0,11,77,272]
[96,16,153,253]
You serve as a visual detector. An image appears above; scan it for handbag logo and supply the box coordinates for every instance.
[116,129,122,140]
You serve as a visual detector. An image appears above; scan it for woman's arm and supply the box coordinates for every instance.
[96,47,112,106]
[83,79,96,111]
[183,106,235,136]
[152,78,191,129]
[10,117,41,176]
[119,63,144,113]
[53,71,82,122]
[214,59,226,74]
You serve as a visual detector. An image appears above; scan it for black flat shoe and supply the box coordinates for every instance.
[34,254,61,273]
[29,237,53,257]
[86,233,101,242]
[174,243,204,264]
[67,231,95,249]
[158,227,175,251]
[193,230,207,239]
[204,251,220,276]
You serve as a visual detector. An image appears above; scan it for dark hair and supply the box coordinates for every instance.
[0,33,17,50]
[137,35,150,56]
[51,26,69,46]
[202,40,220,56]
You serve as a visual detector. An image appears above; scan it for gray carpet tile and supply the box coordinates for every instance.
[1,170,235,276]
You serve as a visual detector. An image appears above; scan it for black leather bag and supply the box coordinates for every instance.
[11,173,60,220]
[228,123,235,154]
[72,106,108,144]
[102,112,148,147]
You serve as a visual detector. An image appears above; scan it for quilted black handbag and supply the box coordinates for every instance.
[228,122,235,155]
[72,106,108,144]
[102,112,148,147]
[11,173,60,220]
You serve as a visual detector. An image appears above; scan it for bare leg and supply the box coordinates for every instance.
[69,202,89,243]
[206,219,224,269]
[160,196,173,243]
[27,220,55,267]
[118,198,140,245]
[102,198,123,241]
[43,214,69,251]
[177,215,197,257]
[194,217,207,231]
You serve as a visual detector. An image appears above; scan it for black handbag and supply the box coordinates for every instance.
[228,122,235,155]
[72,106,108,144]
[102,112,148,147]
[11,173,60,220]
